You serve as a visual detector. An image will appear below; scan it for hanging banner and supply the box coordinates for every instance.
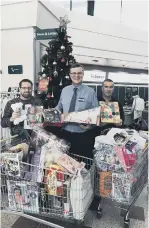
[83,70,106,82]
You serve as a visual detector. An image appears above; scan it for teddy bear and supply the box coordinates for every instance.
[11,102,27,125]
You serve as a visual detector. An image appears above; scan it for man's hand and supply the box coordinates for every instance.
[10,112,21,122]
[61,114,64,123]
[96,115,100,126]
[115,119,123,127]
[79,124,90,130]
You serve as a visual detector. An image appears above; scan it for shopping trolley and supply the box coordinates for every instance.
[93,129,148,228]
[1,135,95,228]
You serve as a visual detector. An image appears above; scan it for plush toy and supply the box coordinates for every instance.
[11,102,27,125]
[44,145,62,167]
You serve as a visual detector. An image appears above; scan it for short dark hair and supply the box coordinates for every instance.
[19,79,33,88]
[102,79,114,87]
[70,63,84,71]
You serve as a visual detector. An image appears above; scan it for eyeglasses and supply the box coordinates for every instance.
[21,87,32,90]
[104,86,114,89]
[70,72,83,76]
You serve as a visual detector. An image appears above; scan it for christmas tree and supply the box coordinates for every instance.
[36,15,76,109]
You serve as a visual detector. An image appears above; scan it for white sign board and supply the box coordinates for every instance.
[83,70,106,82]
[109,72,149,84]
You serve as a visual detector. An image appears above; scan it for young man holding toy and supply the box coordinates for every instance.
[1,79,42,136]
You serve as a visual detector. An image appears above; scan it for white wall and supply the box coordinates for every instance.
[1,28,34,91]
[1,0,148,93]
[52,0,148,31]
[40,0,148,69]
[1,0,37,29]
[109,72,149,84]
[37,1,60,29]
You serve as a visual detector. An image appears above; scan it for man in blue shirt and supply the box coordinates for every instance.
[56,63,99,158]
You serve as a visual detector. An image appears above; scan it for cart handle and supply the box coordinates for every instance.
[0,134,18,143]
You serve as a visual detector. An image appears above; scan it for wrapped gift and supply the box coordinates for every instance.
[64,107,100,125]
[44,164,65,196]
[43,109,63,127]
[114,145,136,172]
[99,171,112,197]
[93,144,122,172]
[57,153,85,175]
[31,127,70,152]
[100,101,120,124]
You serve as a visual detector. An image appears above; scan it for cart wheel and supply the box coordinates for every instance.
[124,219,130,228]
[97,208,103,219]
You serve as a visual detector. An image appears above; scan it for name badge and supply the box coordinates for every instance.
[78,98,84,102]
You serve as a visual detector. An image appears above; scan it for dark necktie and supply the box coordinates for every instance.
[68,88,78,112]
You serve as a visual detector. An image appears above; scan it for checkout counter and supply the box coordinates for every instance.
[123,104,148,129]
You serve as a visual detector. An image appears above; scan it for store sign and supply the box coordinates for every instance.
[83,70,106,82]
[109,72,148,84]
[8,65,23,74]
[36,28,59,40]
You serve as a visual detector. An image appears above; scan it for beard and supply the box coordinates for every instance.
[21,92,32,99]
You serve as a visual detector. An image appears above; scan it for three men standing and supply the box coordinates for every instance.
[2,65,124,159]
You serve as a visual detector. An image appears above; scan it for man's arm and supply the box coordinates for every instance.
[55,90,63,113]
[118,101,125,124]
[91,90,99,108]
[79,90,99,130]
[1,101,13,128]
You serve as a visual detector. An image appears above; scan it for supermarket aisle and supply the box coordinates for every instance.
[1,187,148,228]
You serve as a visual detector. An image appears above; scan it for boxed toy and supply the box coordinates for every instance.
[64,107,100,125]
[43,109,63,127]
[24,105,43,129]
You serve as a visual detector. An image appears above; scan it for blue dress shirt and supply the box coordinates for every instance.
[56,83,99,133]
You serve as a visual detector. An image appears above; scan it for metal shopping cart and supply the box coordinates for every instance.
[94,134,148,228]
[1,135,95,228]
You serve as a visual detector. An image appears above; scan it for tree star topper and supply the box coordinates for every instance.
[59,15,71,29]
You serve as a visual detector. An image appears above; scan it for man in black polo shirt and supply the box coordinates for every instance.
[98,79,124,131]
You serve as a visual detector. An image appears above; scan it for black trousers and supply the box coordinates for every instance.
[60,129,96,159]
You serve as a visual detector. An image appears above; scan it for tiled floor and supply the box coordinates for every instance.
[1,213,20,228]
[1,187,148,228]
